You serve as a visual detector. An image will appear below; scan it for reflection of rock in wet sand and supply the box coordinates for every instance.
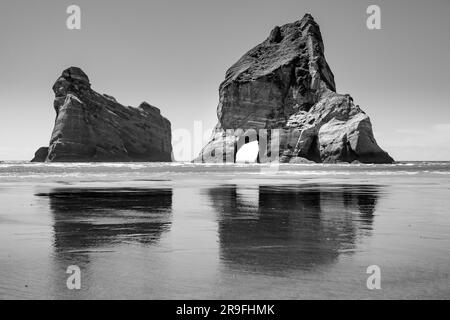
[207,184,380,273]
[36,188,173,251]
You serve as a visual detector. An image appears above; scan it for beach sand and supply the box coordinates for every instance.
[0,162,449,299]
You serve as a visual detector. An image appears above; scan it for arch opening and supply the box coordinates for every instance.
[235,140,259,163]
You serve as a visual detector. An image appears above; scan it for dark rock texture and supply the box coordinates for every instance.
[33,67,172,162]
[196,14,393,163]
[31,147,49,162]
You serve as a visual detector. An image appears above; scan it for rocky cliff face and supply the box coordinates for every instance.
[32,67,172,162]
[195,14,393,164]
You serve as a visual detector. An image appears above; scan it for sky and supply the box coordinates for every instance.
[0,0,449,161]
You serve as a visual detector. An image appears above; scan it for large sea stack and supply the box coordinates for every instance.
[195,14,393,164]
[32,67,172,162]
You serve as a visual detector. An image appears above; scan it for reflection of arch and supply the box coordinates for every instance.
[206,184,381,273]
[36,187,173,251]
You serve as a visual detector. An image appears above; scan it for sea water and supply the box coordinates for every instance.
[0,162,449,299]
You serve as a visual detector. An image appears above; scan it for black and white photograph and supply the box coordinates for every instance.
[0,0,449,308]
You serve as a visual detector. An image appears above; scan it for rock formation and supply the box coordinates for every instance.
[32,67,172,162]
[195,14,393,163]
[31,147,49,162]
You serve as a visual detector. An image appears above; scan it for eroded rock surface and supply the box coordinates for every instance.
[31,147,49,162]
[196,14,393,163]
[33,67,172,162]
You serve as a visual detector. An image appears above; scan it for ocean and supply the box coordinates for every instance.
[0,161,449,299]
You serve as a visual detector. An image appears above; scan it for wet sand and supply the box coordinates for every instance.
[0,162,449,299]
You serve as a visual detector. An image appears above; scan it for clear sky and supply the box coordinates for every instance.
[0,0,449,161]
